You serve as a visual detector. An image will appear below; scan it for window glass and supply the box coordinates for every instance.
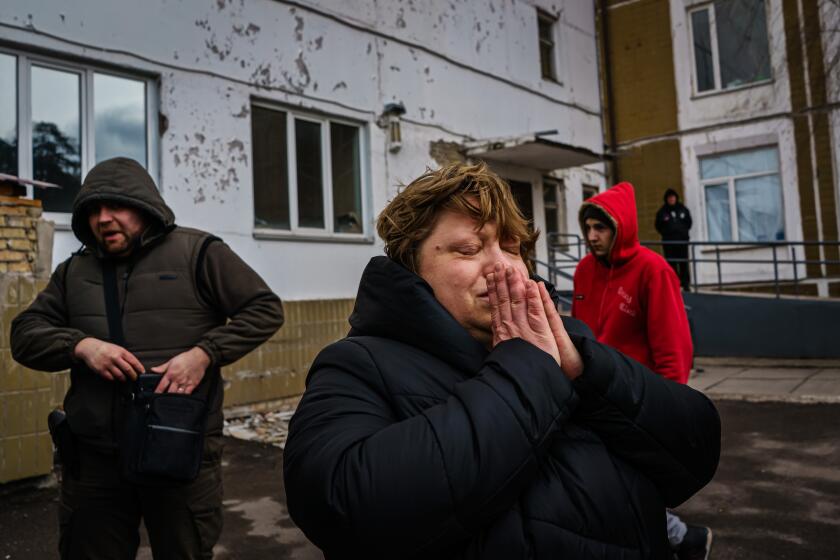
[32,66,81,213]
[295,119,324,229]
[0,53,17,175]
[715,0,771,89]
[330,122,362,234]
[735,174,784,241]
[700,147,778,179]
[691,9,715,92]
[507,179,534,227]
[252,106,290,229]
[94,73,146,166]
[537,12,556,80]
[251,105,365,235]
[543,181,558,234]
[705,183,732,241]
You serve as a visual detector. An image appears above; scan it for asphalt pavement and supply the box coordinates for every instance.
[2,359,839,559]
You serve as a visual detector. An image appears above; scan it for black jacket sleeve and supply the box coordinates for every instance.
[654,206,666,235]
[570,334,720,507]
[283,338,578,558]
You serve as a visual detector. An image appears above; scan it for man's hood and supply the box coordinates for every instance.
[663,188,680,204]
[578,182,640,265]
[71,157,175,251]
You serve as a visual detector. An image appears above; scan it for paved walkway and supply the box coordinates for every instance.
[690,357,840,403]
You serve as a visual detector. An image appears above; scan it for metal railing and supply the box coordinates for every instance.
[532,258,574,311]
[547,233,840,299]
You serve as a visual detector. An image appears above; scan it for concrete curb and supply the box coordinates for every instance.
[705,392,840,405]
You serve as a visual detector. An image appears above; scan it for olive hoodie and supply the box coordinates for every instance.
[572,182,692,384]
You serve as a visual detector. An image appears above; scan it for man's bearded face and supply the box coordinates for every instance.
[87,202,147,256]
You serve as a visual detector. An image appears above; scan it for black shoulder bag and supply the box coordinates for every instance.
[102,259,214,484]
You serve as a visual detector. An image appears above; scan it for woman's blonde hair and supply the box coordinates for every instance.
[377,161,538,272]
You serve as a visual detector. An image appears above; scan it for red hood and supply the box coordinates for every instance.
[578,182,640,265]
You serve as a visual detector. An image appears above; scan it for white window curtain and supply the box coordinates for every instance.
[701,146,784,242]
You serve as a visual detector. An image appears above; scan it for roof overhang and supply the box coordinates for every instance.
[0,174,61,189]
[462,133,605,172]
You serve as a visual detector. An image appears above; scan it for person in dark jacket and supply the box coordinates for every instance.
[283,162,720,559]
[655,188,693,290]
[11,157,284,559]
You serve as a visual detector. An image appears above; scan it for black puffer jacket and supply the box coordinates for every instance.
[284,257,720,559]
[654,189,693,241]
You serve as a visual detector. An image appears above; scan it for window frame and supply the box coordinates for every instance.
[251,100,371,242]
[699,145,785,242]
[582,183,599,201]
[536,9,558,82]
[687,0,773,97]
[542,176,565,235]
[0,46,158,226]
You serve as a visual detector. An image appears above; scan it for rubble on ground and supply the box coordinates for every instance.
[223,410,295,448]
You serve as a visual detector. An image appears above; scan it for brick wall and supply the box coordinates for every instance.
[783,0,839,277]
[222,299,355,407]
[603,0,678,144]
[614,140,683,245]
[0,196,44,275]
[600,0,682,245]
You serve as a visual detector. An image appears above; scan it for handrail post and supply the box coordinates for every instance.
[716,245,722,292]
[772,244,780,298]
[791,245,799,295]
[691,242,697,293]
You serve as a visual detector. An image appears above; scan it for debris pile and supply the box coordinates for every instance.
[223,410,295,448]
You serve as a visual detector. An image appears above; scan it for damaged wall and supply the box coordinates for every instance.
[0,1,604,428]
[0,0,604,300]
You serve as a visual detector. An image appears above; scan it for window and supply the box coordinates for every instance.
[700,146,784,242]
[542,177,565,234]
[0,50,153,214]
[582,184,599,201]
[690,0,772,94]
[252,103,365,236]
[537,10,557,81]
[0,54,17,176]
[506,179,534,228]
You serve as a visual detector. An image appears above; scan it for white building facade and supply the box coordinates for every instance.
[600,0,840,294]
[669,0,840,292]
[0,0,606,301]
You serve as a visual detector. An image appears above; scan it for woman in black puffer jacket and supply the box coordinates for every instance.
[284,163,720,559]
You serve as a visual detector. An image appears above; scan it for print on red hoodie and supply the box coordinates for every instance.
[572,182,693,384]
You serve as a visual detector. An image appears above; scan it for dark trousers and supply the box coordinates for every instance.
[663,241,691,290]
[58,440,223,560]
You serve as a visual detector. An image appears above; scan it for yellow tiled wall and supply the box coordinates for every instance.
[0,275,54,483]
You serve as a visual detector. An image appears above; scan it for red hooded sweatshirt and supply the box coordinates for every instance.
[572,183,693,384]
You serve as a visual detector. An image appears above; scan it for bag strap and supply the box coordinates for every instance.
[101,260,125,346]
[101,253,220,399]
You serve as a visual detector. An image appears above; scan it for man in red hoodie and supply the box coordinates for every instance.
[572,182,711,559]
[572,182,692,383]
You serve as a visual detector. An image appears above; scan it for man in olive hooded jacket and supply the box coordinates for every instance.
[11,157,284,559]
